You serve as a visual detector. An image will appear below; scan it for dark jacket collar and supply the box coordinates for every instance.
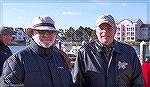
[29,40,54,57]
[95,39,121,54]
[113,40,121,54]
[0,41,6,47]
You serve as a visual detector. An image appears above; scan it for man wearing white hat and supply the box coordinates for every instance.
[73,14,143,87]
[1,16,73,87]
[0,26,16,76]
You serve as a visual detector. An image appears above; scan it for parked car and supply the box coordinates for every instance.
[67,53,77,62]
[67,46,81,63]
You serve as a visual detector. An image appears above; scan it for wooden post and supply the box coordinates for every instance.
[140,41,147,64]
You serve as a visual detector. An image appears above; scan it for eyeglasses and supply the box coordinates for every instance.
[36,30,55,34]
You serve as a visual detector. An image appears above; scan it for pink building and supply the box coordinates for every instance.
[115,19,148,43]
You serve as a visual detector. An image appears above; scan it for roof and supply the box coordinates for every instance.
[116,19,143,25]
[140,24,150,28]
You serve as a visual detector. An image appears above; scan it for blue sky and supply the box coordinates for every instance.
[1,0,150,29]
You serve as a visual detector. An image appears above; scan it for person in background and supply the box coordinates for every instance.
[0,16,73,87]
[0,26,16,76]
[73,14,144,87]
[142,57,150,87]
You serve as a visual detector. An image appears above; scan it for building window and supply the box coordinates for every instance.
[127,27,131,31]
[127,28,128,31]
[117,32,120,36]
[131,32,134,36]
[123,28,125,31]
[132,27,134,31]
[122,33,125,36]
[131,37,134,40]
[117,28,120,31]
[127,37,130,40]
[117,37,120,40]
[127,32,130,36]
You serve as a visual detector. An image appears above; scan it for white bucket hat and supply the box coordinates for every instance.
[27,16,60,37]
[96,14,117,29]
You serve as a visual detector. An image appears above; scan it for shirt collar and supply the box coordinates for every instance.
[113,40,121,54]
[29,40,54,57]
[0,41,6,47]
[95,39,121,54]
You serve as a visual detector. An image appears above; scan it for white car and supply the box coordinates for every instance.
[67,46,81,61]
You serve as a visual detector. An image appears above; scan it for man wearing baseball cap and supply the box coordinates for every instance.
[1,16,73,87]
[73,14,143,87]
[0,26,16,76]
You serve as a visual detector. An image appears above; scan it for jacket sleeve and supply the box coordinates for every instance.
[0,54,25,86]
[131,50,144,87]
[72,50,86,87]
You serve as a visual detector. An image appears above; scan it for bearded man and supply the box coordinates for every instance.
[0,16,73,87]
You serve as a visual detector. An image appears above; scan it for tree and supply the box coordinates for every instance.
[89,30,97,41]
[64,27,75,41]
[85,27,93,39]
[78,26,89,41]
[78,26,84,31]
[75,29,83,41]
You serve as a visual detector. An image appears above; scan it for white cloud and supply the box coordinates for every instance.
[62,11,82,15]
[60,7,70,10]
[61,7,66,9]
[13,8,25,12]
[17,16,25,19]
[13,8,17,10]
[122,3,127,7]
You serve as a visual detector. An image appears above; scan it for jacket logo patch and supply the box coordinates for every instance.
[57,66,64,69]
[118,61,128,69]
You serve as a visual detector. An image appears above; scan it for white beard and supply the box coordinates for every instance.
[40,40,55,48]
[32,35,55,48]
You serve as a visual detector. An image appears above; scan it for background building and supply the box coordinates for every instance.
[115,19,149,43]
[12,27,28,42]
[140,24,150,41]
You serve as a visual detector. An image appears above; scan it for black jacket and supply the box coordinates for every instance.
[1,41,73,87]
[73,40,144,87]
[0,41,12,76]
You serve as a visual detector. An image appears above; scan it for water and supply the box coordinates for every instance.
[9,45,149,56]
[9,45,27,53]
